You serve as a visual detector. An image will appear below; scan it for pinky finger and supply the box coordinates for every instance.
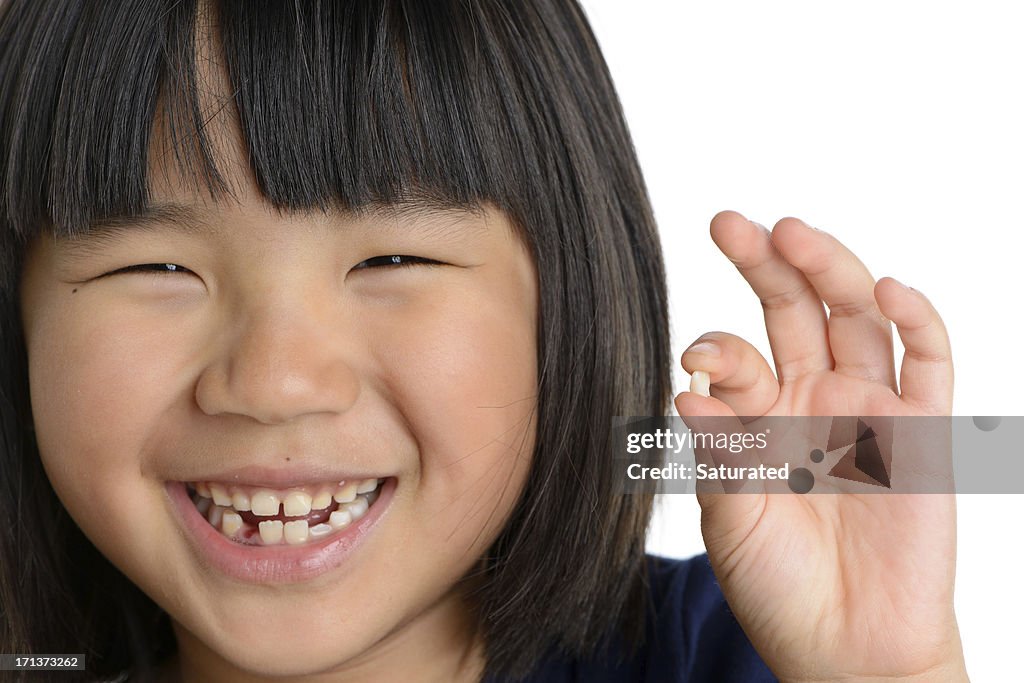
[874,277,953,414]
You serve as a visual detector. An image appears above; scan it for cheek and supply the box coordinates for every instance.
[369,276,538,539]
[26,303,185,563]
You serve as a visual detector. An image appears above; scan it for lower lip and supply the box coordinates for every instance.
[165,477,395,584]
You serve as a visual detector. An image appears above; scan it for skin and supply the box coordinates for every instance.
[676,212,969,682]
[19,181,968,679]
[19,166,540,679]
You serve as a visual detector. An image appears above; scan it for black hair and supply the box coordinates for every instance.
[0,1,672,680]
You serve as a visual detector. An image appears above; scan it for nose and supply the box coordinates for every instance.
[194,298,360,425]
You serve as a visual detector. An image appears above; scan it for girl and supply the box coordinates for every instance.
[0,1,968,681]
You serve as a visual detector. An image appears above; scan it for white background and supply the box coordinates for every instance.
[579,1,1024,680]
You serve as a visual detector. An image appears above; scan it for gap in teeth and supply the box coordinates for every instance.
[188,478,383,547]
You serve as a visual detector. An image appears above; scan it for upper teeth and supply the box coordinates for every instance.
[334,481,358,503]
[210,484,232,507]
[250,490,281,516]
[232,491,251,511]
[283,491,313,516]
[356,479,378,493]
[311,489,333,510]
[192,478,382,518]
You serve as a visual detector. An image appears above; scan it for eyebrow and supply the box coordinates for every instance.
[56,199,488,261]
[77,203,213,238]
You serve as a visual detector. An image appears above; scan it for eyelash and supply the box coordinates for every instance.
[108,255,441,276]
[351,255,442,270]
[110,263,191,276]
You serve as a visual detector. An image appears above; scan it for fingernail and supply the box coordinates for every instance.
[751,221,770,235]
[685,341,720,357]
[689,370,711,397]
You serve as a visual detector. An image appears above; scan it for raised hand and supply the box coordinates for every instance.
[674,211,969,682]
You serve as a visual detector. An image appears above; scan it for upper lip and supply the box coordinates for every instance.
[179,464,390,489]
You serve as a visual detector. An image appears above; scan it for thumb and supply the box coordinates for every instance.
[674,379,768,566]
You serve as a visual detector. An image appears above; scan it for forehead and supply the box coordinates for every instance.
[144,10,254,206]
[138,9,495,242]
[118,50,495,248]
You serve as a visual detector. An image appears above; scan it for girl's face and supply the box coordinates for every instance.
[18,144,539,676]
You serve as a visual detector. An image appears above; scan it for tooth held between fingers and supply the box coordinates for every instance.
[690,370,711,397]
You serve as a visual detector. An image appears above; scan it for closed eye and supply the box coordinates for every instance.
[103,255,441,277]
[353,255,443,270]
[106,263,193,276]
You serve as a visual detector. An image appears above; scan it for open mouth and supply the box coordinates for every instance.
[187,478,386,547]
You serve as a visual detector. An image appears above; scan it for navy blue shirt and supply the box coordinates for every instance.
[491,553,778,682]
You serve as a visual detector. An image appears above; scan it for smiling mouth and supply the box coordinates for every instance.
[187,478,386,547]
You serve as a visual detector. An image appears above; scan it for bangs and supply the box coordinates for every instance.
[0,0,561,285]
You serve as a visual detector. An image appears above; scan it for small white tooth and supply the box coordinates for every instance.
[689,370,711,398]
[221,511,242,536]
[346,497,369,520]
[284,520,309,545]
[231,491,251,512]
[309,523,333,538]
[208,505,224,528]
[356,478,379,494]
[311,489,334,510]
[196,497,212,515]
[283,491,313,517]
[334,481,358,504]
[251,490,281,516]
[196,482,212,498]
[258,520,284,545]
[329,509,352,529]
[210,484,232,507]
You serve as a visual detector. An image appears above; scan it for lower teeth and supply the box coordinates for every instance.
[189,483,383,546]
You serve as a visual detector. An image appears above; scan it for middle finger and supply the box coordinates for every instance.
[769,217,897,391]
